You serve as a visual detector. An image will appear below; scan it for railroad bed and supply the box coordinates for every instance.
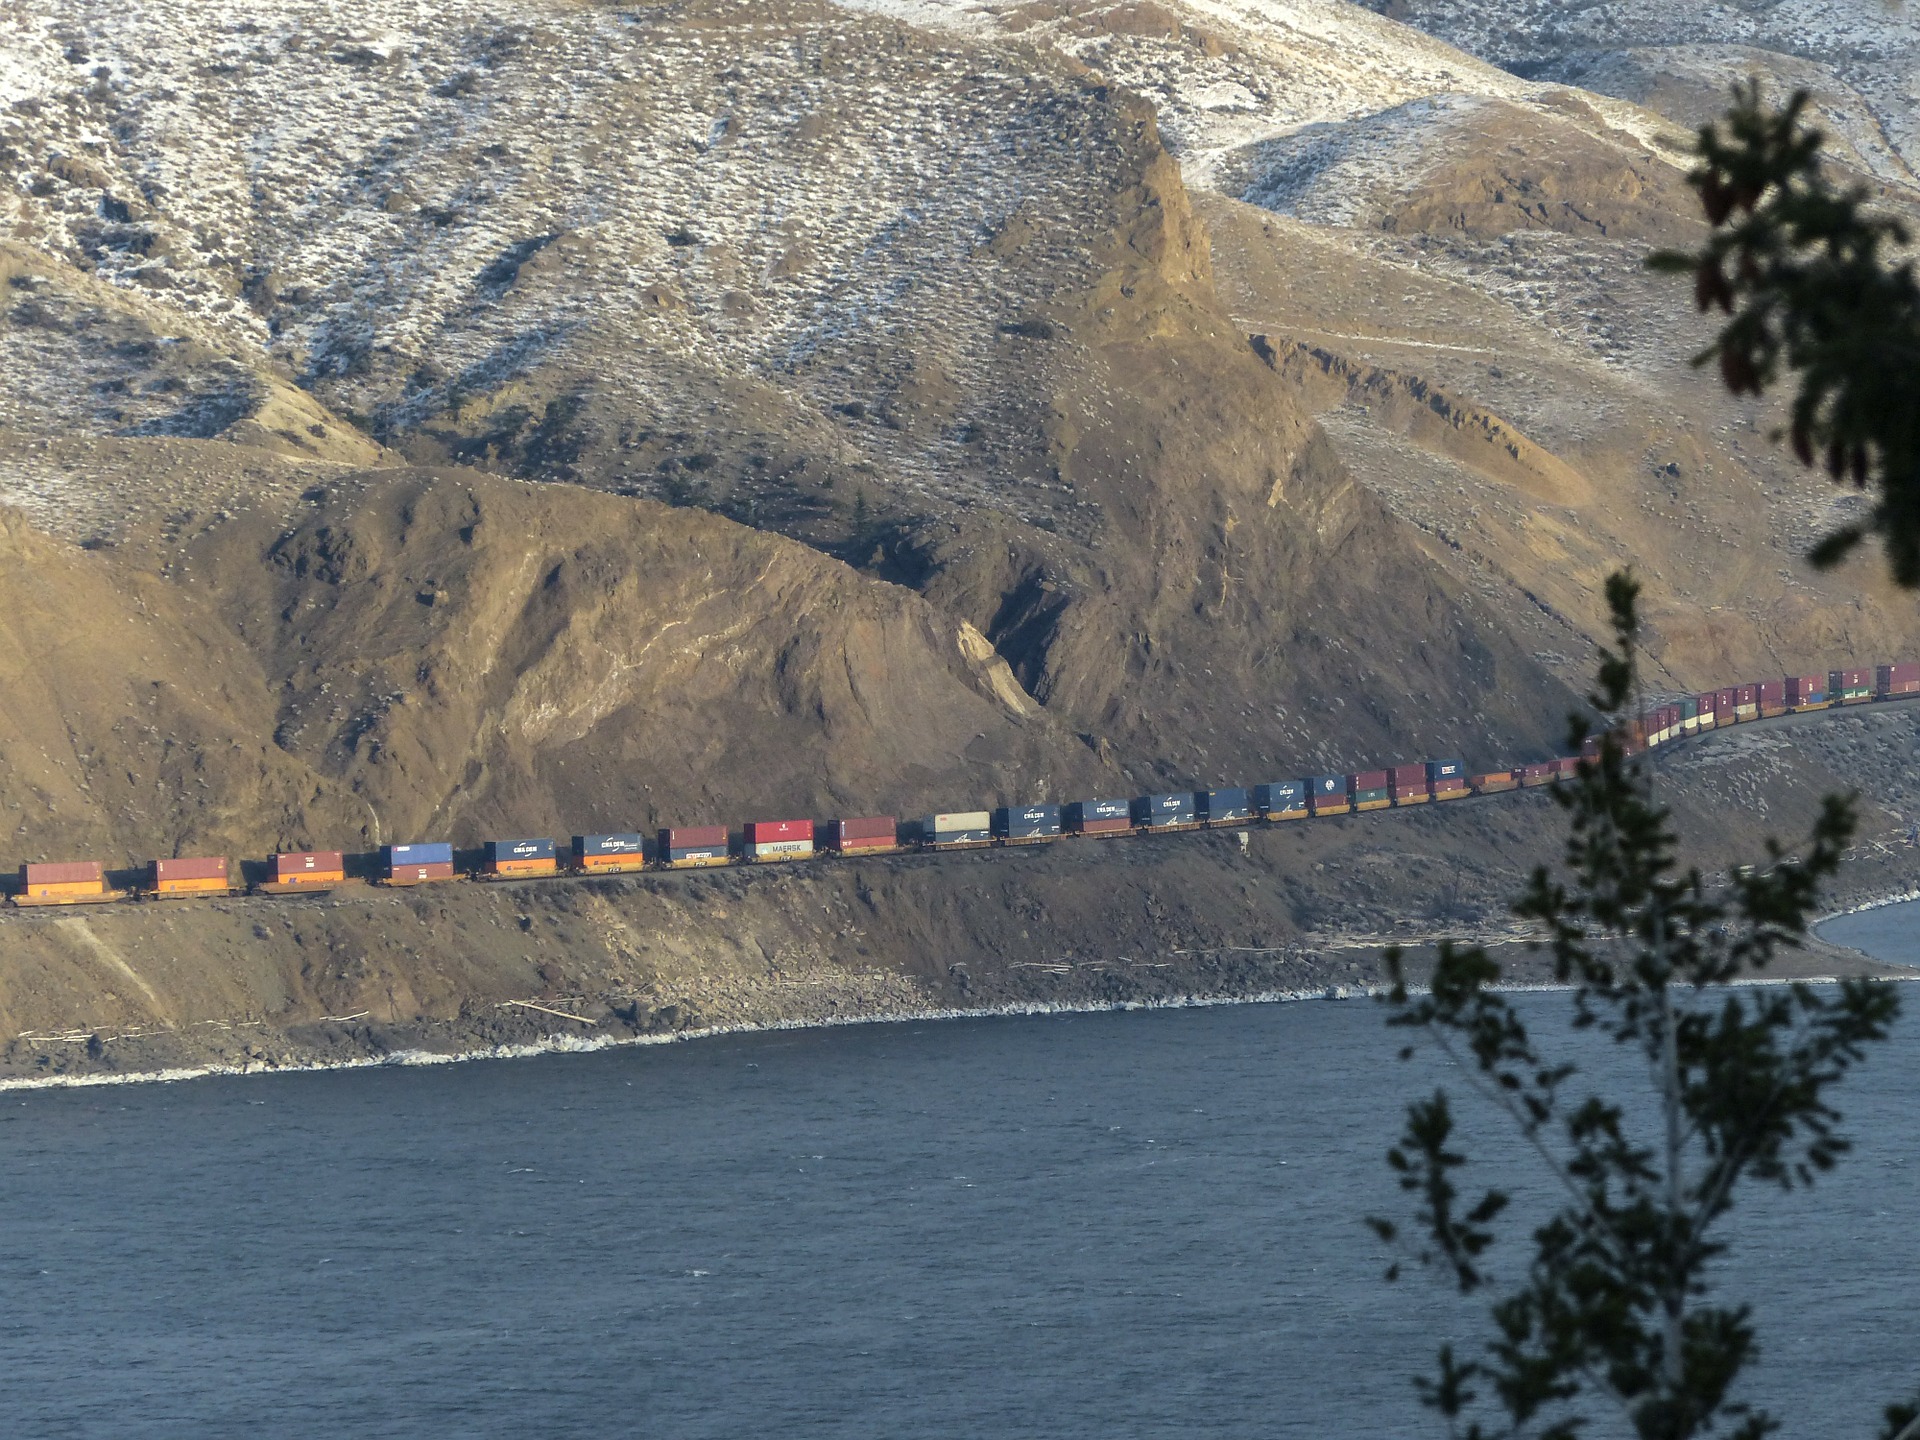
[5,673,1917,914]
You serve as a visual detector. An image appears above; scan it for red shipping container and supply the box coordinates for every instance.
[24,860,104,886]
[1078,816,1134,834]
[1735,683,1759,705]
[155,856,227,882]
[1716,687,1738,713]
[1520,763,1555,786]
[836,817,896,843]
[1350,769,1390,791]
[275,850,344,880]
[662,825,728,850]
[745,819,813,844]
[1787,676,1825,705]
[1388,765,1427,789]
[1878,662,1919,695]
[1554,757,1580,777]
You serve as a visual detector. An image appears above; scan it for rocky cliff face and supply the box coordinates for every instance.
[0,0,1916,1072]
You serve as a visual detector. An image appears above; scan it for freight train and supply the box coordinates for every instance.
[8,663,1918,908]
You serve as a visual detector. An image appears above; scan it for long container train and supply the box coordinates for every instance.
[8,663,1917,907]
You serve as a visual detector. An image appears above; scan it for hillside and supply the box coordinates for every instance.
[0,0,1916,1072]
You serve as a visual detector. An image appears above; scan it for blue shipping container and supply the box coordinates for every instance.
[1132,793,1198,826]
[1310,776,1345,799]
[574,833,647,857]
[486,838,556,862]
[387,842,453,866]
[1255,781,1307,812]
[1199,788,1251,822]
[1425,760,1466,784]
[994,804,1062,837]
[1069,799,1131,824]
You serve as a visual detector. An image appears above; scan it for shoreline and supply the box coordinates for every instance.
[8,964,1916,1095]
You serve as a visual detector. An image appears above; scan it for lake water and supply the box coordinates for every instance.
[1,978,1914,1437]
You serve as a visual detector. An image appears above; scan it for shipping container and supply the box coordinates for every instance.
[1352,787,1391,812]
[271,850,345,886]
[1471,771,1518,794]
[745,819,815,862]
[1132,793,1199,829]
[993,805,1063,843]
[1350,770,1390,793]
[1715,688,1739,724]
[829,817,899,853]
[1877,662,1920,697]
[482,838,559,879]
[1198,788,1251,825]
[916,813,992,848]
[1758,679,1787,718]
[1520,762,1555,787]
[1554,757,1580,778]
[1695,693,1719,730]
[1067,799,1133,832]
[1680,697,1700,734]
[1786,675,1828,710]
[1733,683,1759,721]
[17,860,111,903]
[1308,775,1350,816]
[1425,759,1467,789]
[1830,668,1873,704]
[572,833,649,872]
[150,855,230,897]
[1581,735,1602,763]
[385,842,455,885]
[660,826,730,867]
[1254,781,1308,819]
[1391,763,1430,803]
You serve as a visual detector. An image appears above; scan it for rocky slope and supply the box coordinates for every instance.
[1,0,1917,1070]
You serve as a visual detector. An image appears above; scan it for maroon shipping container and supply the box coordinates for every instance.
[23,860,104,886]
[274,850,344,880]
[1520,763,1555,786]
[1786,676,1825,705]
[1695,692,1718,718]
[662,825,729,850]
[1079,816,1133,834]
[154,857,227,882]
[1879,662,1920,695]
[1716,687,1738,714]
[1735,683,1758,705]
[1758,680,1786,715]
[835,817,896,843]
[745,819,812,844]
[1350,769,1390,791]
[1388,764,1427,789]
[391,862,455,882]
[1581,736,1602,761]
[1554,757,1580,777]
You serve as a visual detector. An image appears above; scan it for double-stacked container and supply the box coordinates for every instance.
[1520,762,1556,787]
[1308,775,1350,816]
[993,805,1062,844]
[919,811,992,849]
[1068,799,1133,836]
[1471,771,1518,794]
[1733,684,1760,722]
[1878,663,1920,697]
[1198,789,1251,827]
[1786,675,1829,710]
[1830,668,1873,704]
[1695,692,1720,730]
[660,826,731,868]
[830,817,899,854]
[572,833,649,874]
[17,860,109,905]
[482,838,558,879]
[1716,687,1740,725]
[1388,765,1429,806]
[1255,781,1308,820]
[1758,679,1788,718]
[1680,697,1701,735]
[1427,760,1468,800]
[386,842,455,885]
[269,850,345,889]
[149,856,229,898]
[745,819,814,862]
[1554,757,1581,780]
[1132,793,1199,831]
[1350,770,1390,813]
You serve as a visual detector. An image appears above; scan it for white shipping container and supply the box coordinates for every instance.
[749,840,815,861]
[932,811,992,832]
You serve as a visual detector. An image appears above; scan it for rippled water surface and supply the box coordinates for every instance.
[0,993,1913,1438]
